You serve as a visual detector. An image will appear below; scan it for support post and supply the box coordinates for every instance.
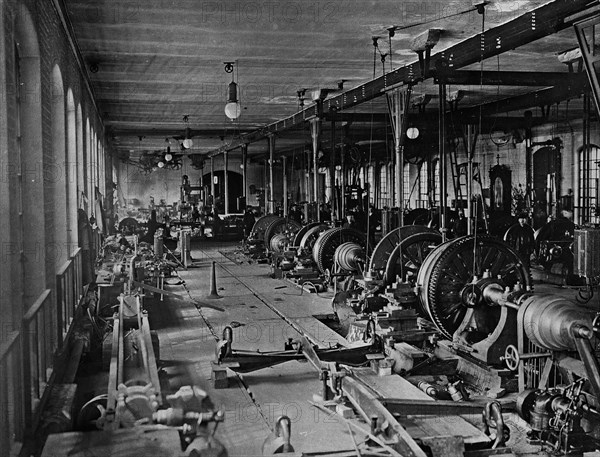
[310,117,322,222]
[282,156,288,217]
[330,110,337,222]
[241,143,248,209]
[340,141,346,219]
[268,135,275,214]
[465,124,478,235]
[264,159,269,215]
[224,150,229,215]
[386,85,412,227]
[210,156,215,205]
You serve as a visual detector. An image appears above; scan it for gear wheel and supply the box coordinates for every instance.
[417,235,531,339]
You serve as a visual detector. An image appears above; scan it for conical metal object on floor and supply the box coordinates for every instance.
[206,261,222,299]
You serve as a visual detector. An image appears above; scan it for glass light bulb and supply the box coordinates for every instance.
[406,127,419,140]
[157,161,165,168]
[182,138,194,149]
[165,153,173,162]
[225,102,241,120]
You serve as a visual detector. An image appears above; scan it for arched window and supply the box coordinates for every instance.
[76,104,84,207]
[85,118,91,211]
[578,145,600,224]
[419,161,429,207]
[14,6,45,308]
[67,90,77,251]
[51,65,68,268]
[403,163,410,207]
[379,164,390,208]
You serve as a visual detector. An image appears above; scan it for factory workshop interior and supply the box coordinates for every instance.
[10,0,600,456]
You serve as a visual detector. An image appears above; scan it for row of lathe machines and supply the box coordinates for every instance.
[38,209,600,457]
[237,212,600,456]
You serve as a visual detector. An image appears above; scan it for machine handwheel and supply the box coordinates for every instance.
[503,344,520,371]
[417,236,531,339]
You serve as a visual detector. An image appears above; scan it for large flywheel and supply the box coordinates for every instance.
[416,235,531,340]
[312,228,369,274]
[293,222,323,247]
[299,224,329,252]
[263,217,302,246]
[249,215,280,242]
[368,225,438,278]
[383,231,443,287]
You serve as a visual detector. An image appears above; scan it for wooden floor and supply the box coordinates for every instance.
[150,240,353,455]
[41,239,600,456]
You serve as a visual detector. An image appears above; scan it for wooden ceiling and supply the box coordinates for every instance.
[64,0,596,160]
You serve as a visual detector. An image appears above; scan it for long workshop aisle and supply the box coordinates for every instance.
[148,240,355,455]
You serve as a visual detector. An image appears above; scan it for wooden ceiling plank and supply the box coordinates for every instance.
[206,0,595,157]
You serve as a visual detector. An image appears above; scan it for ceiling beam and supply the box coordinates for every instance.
[457,80,588,120]
[432,70,588,87]
[206,0,595,157]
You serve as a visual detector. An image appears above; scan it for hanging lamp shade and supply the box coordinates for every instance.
[225,81,241,120]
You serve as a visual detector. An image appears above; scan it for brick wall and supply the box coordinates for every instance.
[0,0,113,337]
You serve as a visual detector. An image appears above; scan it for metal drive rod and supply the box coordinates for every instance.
[383,398,515,416]
[438,82,447,240]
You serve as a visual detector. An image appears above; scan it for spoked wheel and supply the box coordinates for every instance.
[264,218,302,246]
[368,225,438,278]
[417,236,530,340]
[293,222,323,247]
[534,218,575,271]
[383,231,443,287]
[312,228,369,274]
[248,215,279,242]
[299,224,329,253]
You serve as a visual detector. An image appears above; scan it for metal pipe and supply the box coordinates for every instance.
[241,144,248,209]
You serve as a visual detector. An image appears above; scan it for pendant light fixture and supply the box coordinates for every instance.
[224,61,241,120]
[182,115,194,149]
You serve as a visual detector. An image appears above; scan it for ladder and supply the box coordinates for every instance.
[574,14,600,118]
